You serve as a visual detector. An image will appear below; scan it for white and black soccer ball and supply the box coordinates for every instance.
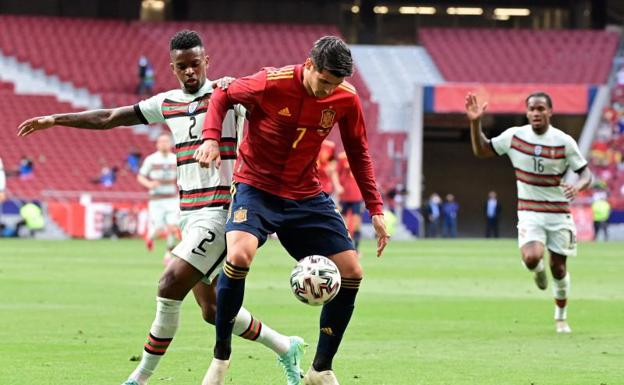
[290,255,341,306]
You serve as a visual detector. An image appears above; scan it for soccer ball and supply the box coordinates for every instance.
[290,255,341,306]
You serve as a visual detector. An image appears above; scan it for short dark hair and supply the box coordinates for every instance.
[526,92,553,109]
[170,30,203,51]
[310,36,353,78]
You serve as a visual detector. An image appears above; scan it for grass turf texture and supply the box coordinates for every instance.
[0,239,622,385]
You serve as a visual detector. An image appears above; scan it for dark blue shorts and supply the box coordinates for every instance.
[340,201,364,216]
[226,182,355,260]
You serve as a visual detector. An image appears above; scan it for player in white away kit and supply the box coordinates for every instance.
[466,92,592,333]
[17,30,305,385]
[138,133,180,264]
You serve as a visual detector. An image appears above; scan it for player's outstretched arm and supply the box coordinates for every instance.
[372,214,390,257]
[17,106,142,136]
[465,93,495,158]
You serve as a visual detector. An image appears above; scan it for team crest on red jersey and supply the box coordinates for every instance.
[319,109,336,129]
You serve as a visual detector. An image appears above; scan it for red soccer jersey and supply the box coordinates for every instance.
[337,151,363,202]
[203,64,383,215]
[318,140,337,194]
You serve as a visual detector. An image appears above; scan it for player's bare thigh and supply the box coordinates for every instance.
[226,230,260,267]
[328,249,363,279]
[520,240,545,269]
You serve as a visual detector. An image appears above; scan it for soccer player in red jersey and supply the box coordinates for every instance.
[336,151,364,253]
[317,139,343,196]
[195,36,390,385]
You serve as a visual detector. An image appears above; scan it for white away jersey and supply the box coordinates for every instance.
[135,81,245,212]
[139,151,177,198]
[491,125,587,214]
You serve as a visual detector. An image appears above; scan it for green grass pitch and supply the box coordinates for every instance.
[0,239,622,384]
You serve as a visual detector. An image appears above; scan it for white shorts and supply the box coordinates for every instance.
[148,198,179,231]
[172,209,227,284]
[517,211,577,257]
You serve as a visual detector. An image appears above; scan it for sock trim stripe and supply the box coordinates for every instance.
[341,277,362,289]
[225,261,249,272]
[144,344,167,355]
[224,263,249,279]
[147,333,173,343]
[240,318,262,340]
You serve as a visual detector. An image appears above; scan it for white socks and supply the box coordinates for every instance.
[232,307,290,355]
[553,273,570,320]
[128,297,182,385]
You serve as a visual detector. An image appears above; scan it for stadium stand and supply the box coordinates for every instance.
[420,28,619,84]
[0,16,395,198]
[351,45,443,131]
[0,89,155,199]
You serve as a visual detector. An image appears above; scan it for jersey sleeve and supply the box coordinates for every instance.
[0,158,5,192]
[490,127,517,156]
[138,156,152,177]
[565,136,588,172]
[202,70,267,141]
[135,92,167,124]
[338,94,383,216]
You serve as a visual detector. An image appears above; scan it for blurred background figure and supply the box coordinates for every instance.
[99,166,117,187]
[592,192,611,241]
[137,55,154,95]
[0,156,6,203]
[485,191,502,238]
[424,193,442,238]
[442,193,459,238]
[337,151,364,253]
[127,147,142,174]
[18,155,34,180]
[15,200,45,237]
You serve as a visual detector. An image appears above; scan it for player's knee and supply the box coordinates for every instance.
[227,249,254,267]
[158,268,182,295]
[521,253,542,270]
[340,261,363,279]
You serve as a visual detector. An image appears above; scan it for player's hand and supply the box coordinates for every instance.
[561,183,578,200]
[465,93,488,122]
[0,191,6,203]
[213,77,235,90]
[17,115,56,137]
[372,214,390,257]
[194,139,221,169]
[150,180,161,189]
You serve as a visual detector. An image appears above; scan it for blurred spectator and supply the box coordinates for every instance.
[386,183,407,214]
[144,63,155,95]
[137,55,153,95]
[617,65,624,85]
[99,166,117,187]
[0,157,5,234]
[18,155,34,180]
[0,157,6,203]
[592,193,611,241]
[442,193,459,238]
[424,193,442,238]
[127,148,142,173]
[15,201,45,237]
[485,191,502,238]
